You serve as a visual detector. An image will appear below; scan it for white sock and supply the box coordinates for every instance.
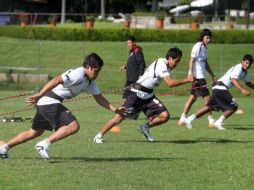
[41,138,51,148]
[216,115,225,124]
[3,144,9,150]
[208,115,214,123]
[96,133,103,138]
[180,113,187,119]
[188,114,196,122]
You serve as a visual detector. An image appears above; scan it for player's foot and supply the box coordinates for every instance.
[208,121,215,128]
[138,124,154,142]
[214,122,225,130]
[184,118,193,129]
[178,118,186,127]
[35,142,50,160]
[0,145,9,160]
[93,135,103,144]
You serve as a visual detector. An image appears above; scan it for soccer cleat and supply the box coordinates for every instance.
[138,124,154,142]
[93,135,103,144]
[35,142,50,160]
[0,145,9,160]
[214,122,225,130]
[184,118,193,129]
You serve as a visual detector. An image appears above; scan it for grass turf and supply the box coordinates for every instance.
[0,92,254,190]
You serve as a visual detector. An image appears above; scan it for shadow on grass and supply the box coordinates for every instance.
[47,156,183,164]
[223,124,254,130]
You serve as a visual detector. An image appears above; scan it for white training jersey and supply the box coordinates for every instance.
[213,63,250,90]
[37,67,100,105]
[189,42,207,79]
[132,58,170,99]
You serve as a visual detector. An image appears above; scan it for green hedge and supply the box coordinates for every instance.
[0,26,254,43]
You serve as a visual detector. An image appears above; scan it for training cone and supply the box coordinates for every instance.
[110,126,121,133]
[235,109,244,115]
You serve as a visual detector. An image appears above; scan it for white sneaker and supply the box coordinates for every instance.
[184,118,193,129]
[93,135,103,144]
[138,124,154,142]
[35,142,50,160]
[0,145,9,160]
[214,122,225,130]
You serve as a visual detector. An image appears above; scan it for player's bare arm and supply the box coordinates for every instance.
[163,75,193,87]
[93,93,126,114]
[232,78,250,96]
[26,76,63,105]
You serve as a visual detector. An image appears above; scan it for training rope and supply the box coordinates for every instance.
[0,83,210,116]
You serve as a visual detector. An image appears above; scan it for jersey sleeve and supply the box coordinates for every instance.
[230,65,242,80]
[191,43,200,58]
[244,73,250,83]
[155,59,169,78]
[84,81,100,95]
[61,68,84,88]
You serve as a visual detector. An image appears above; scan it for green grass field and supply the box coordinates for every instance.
[0,91,254,190]
[0,37,254,189]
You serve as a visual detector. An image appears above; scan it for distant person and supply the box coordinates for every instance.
[0,53,125,160]
[178,28,217,128]
[184,54,254,130]
[120,35,146,100]
[94,47,193,143]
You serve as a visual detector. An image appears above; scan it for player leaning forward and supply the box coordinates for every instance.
[184,54,254,130]
[94,47,193,143]
[0,53,125,160]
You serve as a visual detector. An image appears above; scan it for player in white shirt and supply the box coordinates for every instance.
[94,47,193,143]
[0,53,125,160]
[178,29,217,128]
[184,54,254,130]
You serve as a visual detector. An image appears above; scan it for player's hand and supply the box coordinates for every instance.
[114,107,126,115]
[186,75,194,82]
[120,65,126,71]
[241,89,250,96]
[26,94,41,105]
[212,76,217,82]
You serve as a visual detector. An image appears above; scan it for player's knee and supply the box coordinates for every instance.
[69,121,80,133]
[160,111,170,123]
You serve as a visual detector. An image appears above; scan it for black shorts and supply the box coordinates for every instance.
[190,78,209,97]
[32,104,76,131]
[122,91,168,120]
[122,81,135,99]
[208,89,238,112]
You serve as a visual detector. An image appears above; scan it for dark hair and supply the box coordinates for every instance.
[198,28,212,41]
[82,53,104,68]
[165,47,182,59]
[243,54,253,64]
[127,35,136,42]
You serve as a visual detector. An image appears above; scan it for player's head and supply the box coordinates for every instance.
[165,47,182,69]
[242,54,253,70]
[199,28,212,44]
[83,53,104,80]
[127,35,136,50]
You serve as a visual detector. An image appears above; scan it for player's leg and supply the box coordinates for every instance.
[178,95,197,126]
[203,94,215,128]
[138,97,169,142]
[94,114,125,143]
[0,129,44,160]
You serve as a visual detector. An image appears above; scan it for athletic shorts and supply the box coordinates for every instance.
[207,89,238,112]
[122,91,168,120]
[122,81,135,99]
[32,104,76,131]
[190,78,209,97]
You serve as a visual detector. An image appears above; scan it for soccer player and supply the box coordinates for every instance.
[178,28,217,128]
[0,53,125,160]
[184,54,254,130]
[120,35,146,100]
[94,47,193,143]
